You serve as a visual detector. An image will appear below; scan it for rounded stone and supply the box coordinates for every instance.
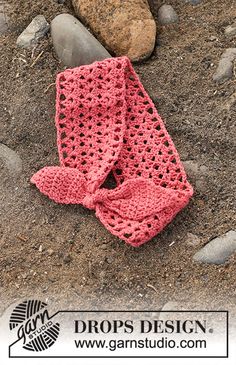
[224,24,236,38]
[72,0,156,62]
[63,254,72,264]
[158,5,179,25]
[0,2,9,34]
[193,230,236,265]
[0,144,22,176]
[182,160,199,177]
[16,15,50,48]
[51,13,111,68]
[185,0,202,5]
[186,0,202,5]
[185,233,201,246]
[213,48,236,84]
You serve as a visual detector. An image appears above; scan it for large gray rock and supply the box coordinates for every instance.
[16,15,49,48]
[158,5,178,25]
[213,48,236,84]
[51,13,111,68]
[193,230,236,264]
[0,144,22,176]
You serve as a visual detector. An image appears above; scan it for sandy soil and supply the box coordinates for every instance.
[0,0,236,314]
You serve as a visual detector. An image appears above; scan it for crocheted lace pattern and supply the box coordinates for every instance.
[31,56,193,247]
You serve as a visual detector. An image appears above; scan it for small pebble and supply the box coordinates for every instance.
[0,1,9,34]
[224,23,236,38]
[201,274,208,282]
[106,256,114,264]
[63,254,72,264]
[47,248,54,255]
[213,48,236,84]
[0,143,22,176]
[38,244,43,252]
[100,244,108,250]
[158,5,179,25]
[183,161,208,192]
[208,35,217,42]
[195,178,207,193]
[16,15,50,48]
[183,160,199,176]
[185,233,201,246]
[184,0,202,4]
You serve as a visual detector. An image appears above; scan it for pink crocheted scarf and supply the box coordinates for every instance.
[31,56,193,247]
